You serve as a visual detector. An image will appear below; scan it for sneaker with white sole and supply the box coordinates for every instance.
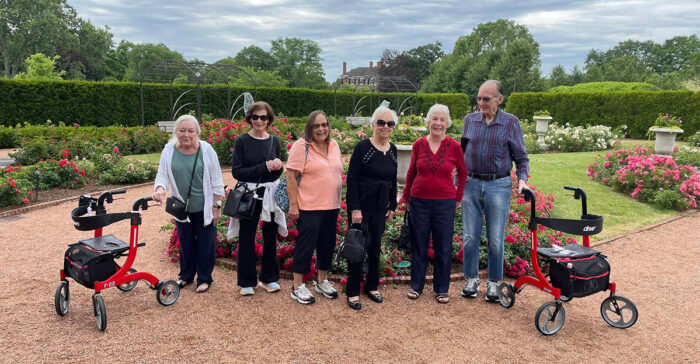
[485,280,499,302]
[313,279,338,299]
[291,283,315,304]
[461,277,480,298]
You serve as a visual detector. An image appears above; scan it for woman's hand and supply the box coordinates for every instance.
[385,210,395,222]
[212,205,222,222]
[351,210,362,224]
[152,186,166,205]
[266,158,283,171]
[288,204,299,220]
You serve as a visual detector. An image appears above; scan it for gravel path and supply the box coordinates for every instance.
[0,182,697,363]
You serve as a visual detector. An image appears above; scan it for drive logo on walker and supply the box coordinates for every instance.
[583,225,596,232]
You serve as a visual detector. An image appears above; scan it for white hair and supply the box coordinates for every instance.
[424,104,452,128]
[370,106,399,127]
[169,114,201,143]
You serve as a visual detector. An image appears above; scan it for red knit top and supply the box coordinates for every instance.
[401,136,468,203]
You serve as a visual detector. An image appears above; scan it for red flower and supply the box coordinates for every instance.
[286,144,292,150]
[15,188,20,194]
[113,147,119,153]
[80,169,86,176]
[505,234,516,243]
[22,198,29,204]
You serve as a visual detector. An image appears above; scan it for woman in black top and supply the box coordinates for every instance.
[344,106,399,310]
[231,101,284,296]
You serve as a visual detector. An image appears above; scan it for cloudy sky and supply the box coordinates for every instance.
[69,0,699,82]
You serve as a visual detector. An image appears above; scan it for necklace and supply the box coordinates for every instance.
[370,137,390,152]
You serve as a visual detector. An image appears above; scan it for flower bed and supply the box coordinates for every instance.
[587,146,700,210]
[164,172,572,281]
[543,123,620,152]
[201,118,294,165]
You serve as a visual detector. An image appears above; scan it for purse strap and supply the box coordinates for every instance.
[297,141,310,185]
[183,146,201,212]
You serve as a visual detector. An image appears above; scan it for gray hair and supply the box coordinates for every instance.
[424,104,452,128]
[370,106,398,127]
[169,114,202,143]
[481,80,504,96]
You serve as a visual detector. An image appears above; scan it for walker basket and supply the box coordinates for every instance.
[63,243,117,289]
[549,254,610,298]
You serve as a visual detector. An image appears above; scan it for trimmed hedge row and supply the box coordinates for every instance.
[0,79,469,127]
[505,91,700,138]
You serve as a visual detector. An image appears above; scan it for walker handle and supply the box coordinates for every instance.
[98,189,127,206]
[133,197,153,211]
[522,189,536,219]
[563,186,588,216]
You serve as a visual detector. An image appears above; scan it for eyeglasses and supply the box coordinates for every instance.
[249,114,269,121]
[375,119,396,128]
[477,95,499,103]
[311,122,329,129]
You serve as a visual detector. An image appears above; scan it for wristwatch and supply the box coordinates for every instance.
[214,200,222,209]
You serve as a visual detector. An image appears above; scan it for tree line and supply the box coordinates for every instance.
[2,2,697,95]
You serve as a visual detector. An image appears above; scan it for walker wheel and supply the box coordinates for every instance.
[92,294,107,332]
[117,268,138,292]
[601,295,638,329]
[156,280,180,306]
[498,283,516,308]
[54,281,70,316]
[535,301,566,335]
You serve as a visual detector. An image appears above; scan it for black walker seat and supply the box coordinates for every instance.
[80,235,129,254]
[538,243,600,259]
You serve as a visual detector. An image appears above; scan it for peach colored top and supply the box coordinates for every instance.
[286,138,343,211]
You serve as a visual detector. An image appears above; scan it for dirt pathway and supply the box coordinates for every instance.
[0,183,697,363]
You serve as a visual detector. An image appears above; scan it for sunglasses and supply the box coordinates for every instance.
[249,114,269,121]
[477,95,499,103]
[375,119,396,128]
[312,122,329,129]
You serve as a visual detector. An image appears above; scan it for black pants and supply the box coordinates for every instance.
[176,211,216,286]
[409,197,456,294]
[292,209,339,274]
[346,210,386,297]
[237,195,280,288]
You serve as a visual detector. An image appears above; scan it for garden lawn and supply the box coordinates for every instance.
[130,152,161,164]
[528,150,680,240]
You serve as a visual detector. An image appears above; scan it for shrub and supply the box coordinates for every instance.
[94,149,157,185]
[543,123,620,152]
[506,90,699,138]
[547,82,658,93]
[673,146,700,168]
[587,146,700,210]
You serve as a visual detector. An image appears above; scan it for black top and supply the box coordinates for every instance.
[346,139,398,213]
[231,133,283,183]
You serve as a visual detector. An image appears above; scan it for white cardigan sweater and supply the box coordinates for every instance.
[154,140,225,226]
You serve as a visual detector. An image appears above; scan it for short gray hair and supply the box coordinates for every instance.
[424,104,452,128]
[481,80,504,96]
[370,106,398,127]
[169,114,201,143]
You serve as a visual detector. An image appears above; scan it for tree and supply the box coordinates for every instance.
[121,42,185,81]
[379,41,444,86]
[422,19,541,96]
[55,20,113,80]
[269,37,327,89]
[13,53,65,80]
[233,45,277,71]
[548,65,572,87]
[0,0,79,78]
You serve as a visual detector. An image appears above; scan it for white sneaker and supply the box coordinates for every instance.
[313,279,338,299]
[461,278,480,298]
[291,283,315,305]
[485,280,499,302]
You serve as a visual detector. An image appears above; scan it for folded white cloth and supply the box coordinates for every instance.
[227,180,288,240]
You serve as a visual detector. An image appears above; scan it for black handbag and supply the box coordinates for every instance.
[339,223,366,263]
[398,212,411,251]
[224,138,273,219]
[223,182,259,219]
[165,147,200,220]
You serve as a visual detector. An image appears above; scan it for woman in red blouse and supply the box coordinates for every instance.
[400,104,467,304]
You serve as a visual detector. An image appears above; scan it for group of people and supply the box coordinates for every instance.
[151,79,530,310]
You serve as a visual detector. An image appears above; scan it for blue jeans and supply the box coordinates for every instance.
[461,176,512,282]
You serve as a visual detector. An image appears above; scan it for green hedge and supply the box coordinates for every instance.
[505,91,700,138]
[548,82,658,93]
[0,79,469,127]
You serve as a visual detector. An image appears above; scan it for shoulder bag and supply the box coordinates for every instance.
[273,142,309,213]
[224,137,273,219]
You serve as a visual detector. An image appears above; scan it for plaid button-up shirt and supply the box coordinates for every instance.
[461,109,529,181]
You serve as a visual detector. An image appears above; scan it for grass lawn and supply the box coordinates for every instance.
[130,153,161,163]
[528,146,681,241]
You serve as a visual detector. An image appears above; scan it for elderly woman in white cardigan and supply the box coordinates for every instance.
[152,114,225,293]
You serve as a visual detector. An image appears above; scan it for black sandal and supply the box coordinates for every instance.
[177,280,192,289]
[436,293,449,304]
[407,289,420,300]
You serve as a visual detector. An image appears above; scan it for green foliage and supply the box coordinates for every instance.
[548,82,658,93]
[505,91,700,138]
[422,19,542,96]
[94,150,158,185]
[231,46,277,71]
[0,78,469,127]
[270,37,327,89]
[13,53,65,80]
[673,146,700,168]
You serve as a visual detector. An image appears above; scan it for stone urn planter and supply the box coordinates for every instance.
[396,144,412,187]
[533,116,552,150]
[649,128,683,155]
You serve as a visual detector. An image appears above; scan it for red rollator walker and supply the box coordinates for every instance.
[497,186,638,335]
[55,190,180,331]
